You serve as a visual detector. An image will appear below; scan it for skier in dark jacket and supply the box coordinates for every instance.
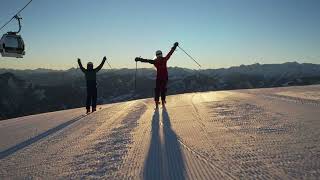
[78,57,106,113]
[135,42,179,108]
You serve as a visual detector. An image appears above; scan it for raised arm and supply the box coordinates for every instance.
[165,42,179,61]
[77,58,86,72]
[94,56,107,72]
[135,57,155,64]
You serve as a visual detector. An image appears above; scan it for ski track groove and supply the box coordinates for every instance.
[112,100,151,179]
[205,95,290,179]
[157,107,234,179]
[64,100,147,179]
[0,102,134,178]
[209,91,318,179]
[261,94,320,107]
[190,93,237,179]
[161,93,237,179]
[116,104,156,179]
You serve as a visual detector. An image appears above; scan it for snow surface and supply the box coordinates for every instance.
[1,85,320,179]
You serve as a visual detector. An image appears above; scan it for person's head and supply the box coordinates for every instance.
[87,62,93,70]
[155,50,163,59]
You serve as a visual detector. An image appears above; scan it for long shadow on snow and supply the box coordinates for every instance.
[143,108,186,180]
[0,114,86,159]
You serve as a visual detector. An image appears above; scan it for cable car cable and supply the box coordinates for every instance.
[0,0,33,31]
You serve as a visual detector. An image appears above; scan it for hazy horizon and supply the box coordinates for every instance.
[0,61,319,71]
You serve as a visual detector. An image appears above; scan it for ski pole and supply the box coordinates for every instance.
[177,45,201,68]
[135,61,137,90]
[106,59,112,69]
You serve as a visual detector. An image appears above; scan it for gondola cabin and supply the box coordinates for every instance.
[0,32,25,58]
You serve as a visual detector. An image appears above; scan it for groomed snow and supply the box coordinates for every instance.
[1,85,320,179]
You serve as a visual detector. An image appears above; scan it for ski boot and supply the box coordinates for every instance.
[92,107,96,112]
[162,100,166,107]
[155,101,160,109]
[86,108,90,114]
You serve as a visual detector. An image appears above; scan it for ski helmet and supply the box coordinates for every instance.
[156,50,163,58]
[87,62,93,70]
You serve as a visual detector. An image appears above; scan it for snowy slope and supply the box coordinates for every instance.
[1,85,320,179]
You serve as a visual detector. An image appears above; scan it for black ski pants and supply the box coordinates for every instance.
[155,79,168,102]
[86,86,97,110]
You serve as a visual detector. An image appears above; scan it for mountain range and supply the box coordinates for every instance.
[1,62,320,120]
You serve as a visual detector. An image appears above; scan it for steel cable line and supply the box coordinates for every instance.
[0,0,33,31]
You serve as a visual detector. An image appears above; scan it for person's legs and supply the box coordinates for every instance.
[160,80,168,103]
[92,87,97,111]
[86,88,92,112]
[154,79,161,103]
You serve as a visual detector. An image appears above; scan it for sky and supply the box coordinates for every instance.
[0,0,319,70]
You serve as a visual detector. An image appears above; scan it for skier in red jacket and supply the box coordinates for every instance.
[135,42,179,108]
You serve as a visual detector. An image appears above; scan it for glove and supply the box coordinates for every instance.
[103,56,107,61]
[174,42,179,47]
[135,57,140,62]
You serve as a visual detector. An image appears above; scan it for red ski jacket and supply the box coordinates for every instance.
[139,46,177,80]
[153,47,176,80]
